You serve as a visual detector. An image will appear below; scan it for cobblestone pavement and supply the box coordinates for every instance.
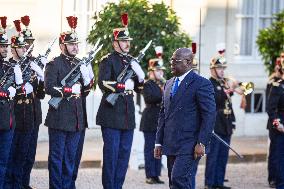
[30,162,270,189]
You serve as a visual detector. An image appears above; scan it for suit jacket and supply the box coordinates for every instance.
[155,71,216,156]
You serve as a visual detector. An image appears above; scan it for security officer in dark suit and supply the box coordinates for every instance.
[96,13,145,189]
[267,53,284,189]
[4,19,42,189]
[44,16,92,189]
[0,18,18,189]
[204,56,235,189]
[19,15,48,189]
[266,57,282,188]
[140,52,165,185]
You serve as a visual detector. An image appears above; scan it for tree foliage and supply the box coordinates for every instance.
[87,0,191,78]
[256,10,284,75]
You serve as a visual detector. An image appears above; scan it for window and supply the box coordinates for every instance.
[245,90,265,113]
[72,0,98,52]
[236,0,284,57]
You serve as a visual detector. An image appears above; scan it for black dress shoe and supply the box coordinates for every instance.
[213,186,231,189]
[146,177,158,184]
[269,180,276,188]
[22,186,36,189]
[204,186,214,189]
[154,177,165,184]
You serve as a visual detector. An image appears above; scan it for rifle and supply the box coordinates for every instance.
[0,44,34,91]
[22,37,57,82]
[48,38,103,109]
[105,40,152,106]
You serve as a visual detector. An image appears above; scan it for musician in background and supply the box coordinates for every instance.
[19,15,48,189]
[0,17,18,189]
[267,52,284,189]
[44,16,92,188]
[96,13,145,189]
[140,46,165,184]
[266,57,282,188]
[204,56,235,189]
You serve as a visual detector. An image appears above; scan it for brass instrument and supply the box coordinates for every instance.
[239,82,254,95]
[224,77,254,96]
[218,77,254,110]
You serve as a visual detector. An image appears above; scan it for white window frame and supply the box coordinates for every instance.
[72,0,97,54]
[246,89,266,114]
[235,0,284,64]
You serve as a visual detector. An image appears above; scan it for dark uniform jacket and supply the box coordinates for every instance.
[209,77,235,136]
[11,57,39,131]
[82,96,88,129]
[29,56,45,127]
[267,79,284,129]
[140,80,162,132]
[33,81,45,126]
[44,54,91,132]
[266,76,281,130]
[96,51,143,130]
[0,59,16,130]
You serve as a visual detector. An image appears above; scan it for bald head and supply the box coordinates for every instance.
[170,48,194,76]
[174,48,194,61]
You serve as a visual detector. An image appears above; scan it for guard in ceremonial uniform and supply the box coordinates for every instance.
[204,56,235,189]
[4,20,41,189]
[96,13,145,189]
[266,57,282,188]
[71,58,94,189]
[20,15,48,189]
[140,46,165,185]
[44,16,93,189]
[0,16,18,189]
[267,52,284,189]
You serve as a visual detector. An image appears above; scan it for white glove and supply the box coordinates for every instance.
[72,83,81,95]
[131,61,145,82]
[7,86,16,98]
[87,64,94,80]
[40,56,48,67]
[14,65,23,85]
[24,82,34,94]
[125,79,134,90]
[31,61,44,81]
[80,64,91,86]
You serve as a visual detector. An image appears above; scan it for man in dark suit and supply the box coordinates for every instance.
[154,48,216,189]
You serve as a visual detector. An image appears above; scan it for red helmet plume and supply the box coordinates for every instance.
[66,16,78,31]
[13,20,21,33]
[21,15,30,28]
[121,13,128,27]
[0,17,7,30]
[192,42,197,54]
